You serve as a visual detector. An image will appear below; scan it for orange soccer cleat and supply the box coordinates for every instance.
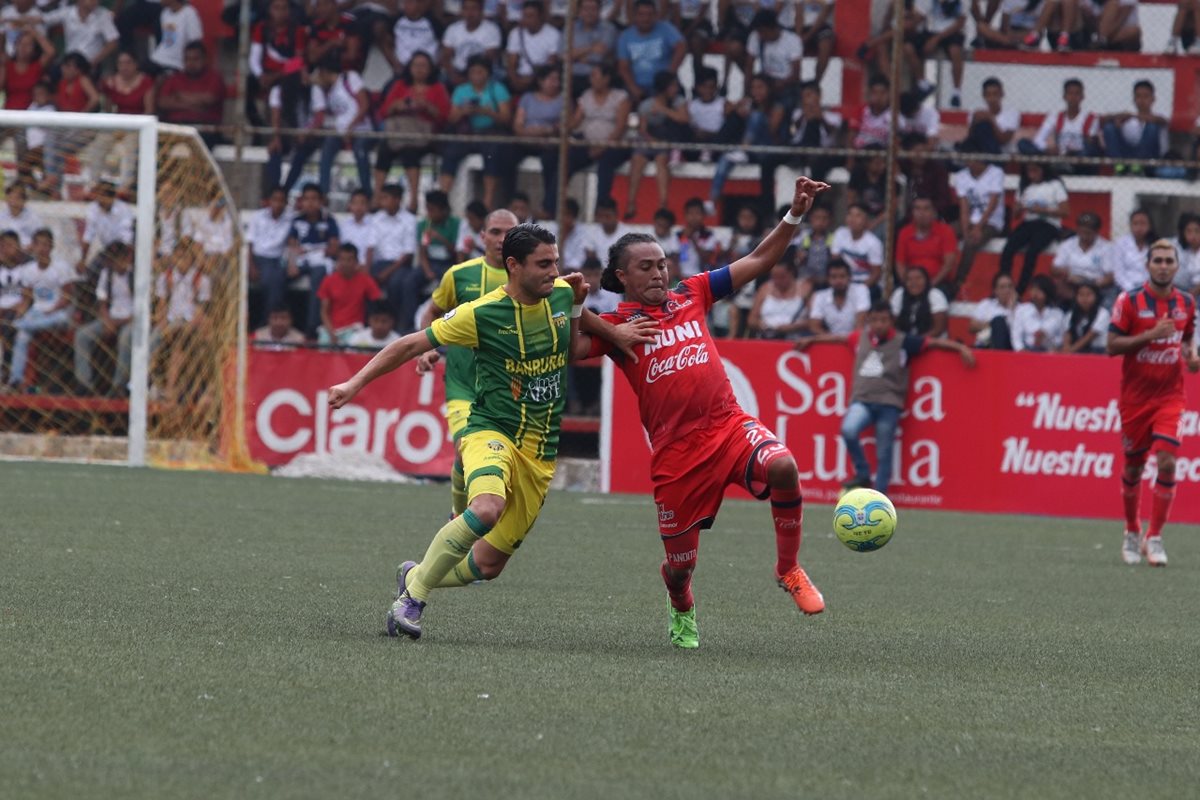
[777,566,825,616]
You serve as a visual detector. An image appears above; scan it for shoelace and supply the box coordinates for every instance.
[782,569,814,594]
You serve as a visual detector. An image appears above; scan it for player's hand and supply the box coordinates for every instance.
[1188,354,1200,374]
[1149,318,1176,341]
[561,271,589,303]
[415,350,441,374]
[611,317,660,363]
[328,380,359,409]
[791,176,832,217]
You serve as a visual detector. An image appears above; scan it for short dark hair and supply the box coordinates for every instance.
[595,196,618,213]
[466,200,488,218]
[1030,274,1056,301]
[1134,79,1155,94]
[982,76,1003,92]
[1064,78,1083,92]
[501,223,556,272]
[185,41,207,57]
[602,232,657,293]
[301,182,322,196]
[266,185,286,198]
[0,230,18,243]
[32,228,53,243]
[653,207,676,226]
[800,80,821,96]
[868,75,889,90]
[564,198,580,217]
[751,9,778,29]
[846,202,869,216]
[382,183,405,201]
[582,255,603,272]
[5,184,25,196]
[633,0,656,9]
[652,70,676,95]
[466,54,492,73]
[683,197,705,213]
[425,189,449,210]
[269,304,292,316]
[523,0,545,14]
[869,299,893,315]
[349,189,370,203]
[511,190,530,206]
[827,259,850,275]
[367,301,394,318]
[339,243,359,258]
[694,66,719,86]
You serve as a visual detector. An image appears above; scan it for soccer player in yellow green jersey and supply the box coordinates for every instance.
[417,208,655,518]
[329,224,654,639]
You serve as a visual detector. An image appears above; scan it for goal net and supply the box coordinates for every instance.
[0,112,255,470]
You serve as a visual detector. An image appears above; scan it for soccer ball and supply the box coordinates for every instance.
[833,488,897,552]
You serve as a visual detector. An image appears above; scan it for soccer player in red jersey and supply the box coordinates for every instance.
[1107,238,1200,567]
[574,176,830,648]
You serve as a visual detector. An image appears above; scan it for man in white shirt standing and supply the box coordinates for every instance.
[505,0,562,93]
[149,0,203,74]
[951,157,1005,294]
[4,229,75,392]
[43,0,118,68]
[961,76,1020,154]
[388,0,440,73]
[369,184,419,332]
[0,185,44,248]
[246,186,294,328]
[441,0,502,86]
[282,59,373,198]
[807,260,870,335]
[745,11,802,105]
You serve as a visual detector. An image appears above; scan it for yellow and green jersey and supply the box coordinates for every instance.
[431,257,509,402]
[427,280,575,461]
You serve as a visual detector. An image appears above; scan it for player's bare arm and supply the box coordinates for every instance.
[794,333,848,349]
[414,301,447,374]
[728,176,831,292]
[561,272,590,361]
[925,337,977,368]
[330,330,438,408]
[1107,317,1176,356]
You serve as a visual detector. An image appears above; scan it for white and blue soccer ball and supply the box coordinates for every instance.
[833,488,897,552]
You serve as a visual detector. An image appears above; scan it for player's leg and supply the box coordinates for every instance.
[445,399,472,516]
[1118,405,1153,565]
[662,525,700,649]
[1144,407,1182,566]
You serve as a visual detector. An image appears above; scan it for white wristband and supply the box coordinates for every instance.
[571,304,584,319]
[783,210,805,226]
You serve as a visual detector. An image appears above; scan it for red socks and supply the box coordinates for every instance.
[1121,475,1142,533]
[661,559,694,612]
[770,486,803,577]
[1147,479,1176,538]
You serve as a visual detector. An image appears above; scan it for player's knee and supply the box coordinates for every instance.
[766,453,799,488]
[468,493,505,529]
[1123,458,1145,479]
[1156,452,1177,477]
[663,561,694,588]
[471,541,508,579]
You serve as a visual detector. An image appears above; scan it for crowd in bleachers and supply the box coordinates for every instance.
[7,0,1200,399]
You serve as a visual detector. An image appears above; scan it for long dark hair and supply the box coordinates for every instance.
[1067,282,1101,345]
[896,268,935,335]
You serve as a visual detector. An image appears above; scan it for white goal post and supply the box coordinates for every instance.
[0,111,246,469]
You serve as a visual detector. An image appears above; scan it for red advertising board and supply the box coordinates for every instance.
[602,341,1200,522]
[246,349,455,475]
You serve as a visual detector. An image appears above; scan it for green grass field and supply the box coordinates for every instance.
[2,462,1198,799]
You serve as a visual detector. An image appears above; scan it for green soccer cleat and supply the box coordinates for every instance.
[668,603,699,649]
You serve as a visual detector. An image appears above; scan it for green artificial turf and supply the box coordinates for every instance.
[1,461,1197,799]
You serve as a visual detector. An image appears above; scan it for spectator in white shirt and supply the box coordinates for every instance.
[253,305,306,348]
[388,0,440,73]
[74,242,133,394]
[282,59,373,198]
[851,75,892,149]
[79,182,135,287]
[149,0,202,74]
[338,190,377,268]
[440,0,502,86]
[1101,80,1169,174]
[368,184,419,332]
[745,11,802,104]
[951,158,1005,295]
[43,0,118,68]
[970,271,1019,349]
[151,237,212,396]
[556,199,589,272]
[181,198,236,266]
[890,266,948,337]
[454,200,488,262]
[246,187,294,326]
[1172,212,1200,292]
[0,185,44,248]
[1061,282,1110,354]
[961,76,1020,154]
[505,0,561,93]
[585,197,630,267]
[831,204,884,291]
[4,228,75,392]
[347,302,401,349]
[807,260,870,335]
[1052,212,1114,300]
[1017,78,1100,171]
[999,162,1069,297]
[1013,275,1067,352]
[1112,208,1154,294]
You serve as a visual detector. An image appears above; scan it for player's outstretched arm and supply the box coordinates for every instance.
[329,330,437,408]
[728,176,831,292]
[579,308,659,363]
[1107,318,1175,356]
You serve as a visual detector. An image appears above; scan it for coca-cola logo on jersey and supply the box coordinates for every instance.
[645,343,710,384]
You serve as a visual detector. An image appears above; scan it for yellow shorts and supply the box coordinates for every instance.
[459,429,556,555]
[445,398,472,441]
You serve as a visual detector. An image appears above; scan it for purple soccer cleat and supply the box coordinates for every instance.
[386,592,426,640]
[395,560,417,599]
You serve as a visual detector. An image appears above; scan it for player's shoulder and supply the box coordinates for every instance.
[447,256,486,276]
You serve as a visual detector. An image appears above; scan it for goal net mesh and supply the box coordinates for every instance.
[0,119,255,470]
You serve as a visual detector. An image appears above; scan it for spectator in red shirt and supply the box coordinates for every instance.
[96,51,154,195]
[248,0,308,129]
[374,51,450,200]
[0,27,54,179]
[895,196,958,292]
[157,42,226,147]
[307,0,362,71]
[39,52,100,199]
[318,243,382,345]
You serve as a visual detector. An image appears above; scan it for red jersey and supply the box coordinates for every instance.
[589,269,740,452]
[318,270,381,330]
[1109,284,1196,408]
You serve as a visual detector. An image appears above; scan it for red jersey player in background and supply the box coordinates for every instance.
[575,176,830,649]
[1107,238,1200,567]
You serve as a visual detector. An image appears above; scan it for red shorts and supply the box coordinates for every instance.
[651,412,786,538]
[1120,401,1184,457]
